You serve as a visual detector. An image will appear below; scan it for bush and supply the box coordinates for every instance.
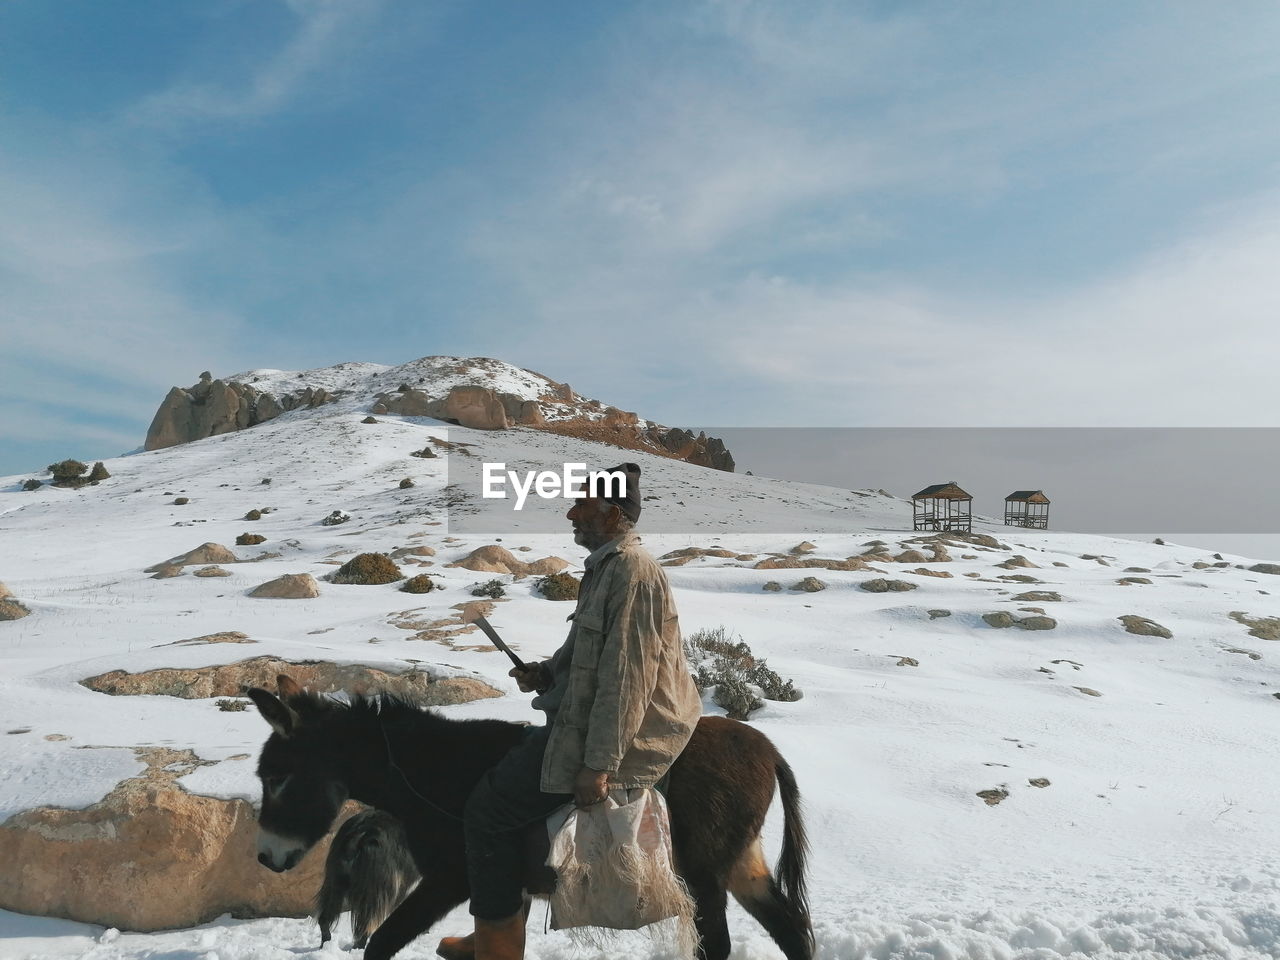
[47,460,87,486]
[410,447,438,459]
[361,416,378,424]
[236,533,267,546]
[88,462,110,482]
[22,479,41,491]
[685,626,802,720]
[216,698,248,712]
[536,572,580,601]
[331,552,403,585]
[471,579,506,599]
[401,574,436,594]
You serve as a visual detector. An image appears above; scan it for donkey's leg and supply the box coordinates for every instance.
[727,838,813,960]
[686,872,731,960]
[362,878,467,960]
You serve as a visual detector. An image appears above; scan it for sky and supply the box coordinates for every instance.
[3,0,1280,480]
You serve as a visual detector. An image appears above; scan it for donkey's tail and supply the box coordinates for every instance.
[775,757,814,945]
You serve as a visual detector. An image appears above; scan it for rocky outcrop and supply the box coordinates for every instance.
[145,373,335,451]
[0,746,356,930]
[445,545,568,578]
[249,574,320,599]
[81,657,500,706]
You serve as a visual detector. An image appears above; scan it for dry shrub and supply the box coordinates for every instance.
[685,626,802,721]
[536,572,580,601]
[471,579,506,599]
[331,552,403,585]
[401,574,436,594]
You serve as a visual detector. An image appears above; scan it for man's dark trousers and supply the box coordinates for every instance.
[464,723,572,920]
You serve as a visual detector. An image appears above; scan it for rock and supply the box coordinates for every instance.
[162,632,254,646]
[1117,577,1152,585]
[1124,567,1151,573]
[145,376,331,451]
[81,657,500,705]
[753,556,870,572]
[149,564,185,580]
[1012,591,1062,602]
[983,612,1016,628]
[762,581,782,592]
[894,549,930,564]
[0,599,31,621]
[173,497,189,505]
[361,416,378,424]
[1016,616,1058,631]
[997,574,1041,583]
[244,509,262,521]
[0,746,355,930]
[439,385,510,430]
[146,543,237,572]
[790,541,817,555]
[249,574,320,599]
[1249,563,1280,576]
[399,478,414,489]
[893,656,919,667]
[1229,611,1280,642]
[236,533,267,546]
[927,609,951,619]
[909,567,953,578]
[997,555,1038,569]
[976,788,1009,806]
[1225,647,1262,661]
[790,577,826,593]
[446,545,568,578]
[390,546,436,559]
[193,566,231,578]
[321,510,350,526]
[1028,778,1051,788]
[1118,615,1172,638]
[0,582,10,600]
[1073,686,1102,697]
[860,578,918,593]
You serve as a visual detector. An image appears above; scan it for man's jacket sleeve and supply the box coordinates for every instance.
[582,578,663,773]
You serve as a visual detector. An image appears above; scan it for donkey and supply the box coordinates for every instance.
[316,809,420,948]
[248,675,813,960]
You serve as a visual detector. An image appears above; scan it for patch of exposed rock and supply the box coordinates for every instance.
[754,555,873,572]
[145,542,237,572]
[1116,577,1152,586]
[0,599,31,621]
[1012,591,1063,602]
[983,612,1017,629]
[193,566,231,578]
[790,577,826,592]
[928,609,951,619]
[762,581,782,592]
[249,574,320,599]
[146,372,334,451]
[661,547,755,567]
[446,545,568,578]
[1249,563,1280,575]
[1118,615,1172,638]
[908,567,953,578]
[1230,611,1280,643]
[859,578,918,593]
[997,555,1038,570]
[160,631,254,647]
[0,745,358,930]
[81,657,500,705]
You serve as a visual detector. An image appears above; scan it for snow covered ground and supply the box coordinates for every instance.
[2,376,1279,959]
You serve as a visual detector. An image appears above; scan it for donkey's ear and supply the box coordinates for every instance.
[276,674,304,701]
[247,687,298,738]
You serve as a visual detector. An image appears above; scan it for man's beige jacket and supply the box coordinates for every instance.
[538,533,703,794]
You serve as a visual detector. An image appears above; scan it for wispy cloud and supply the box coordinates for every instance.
[129,0,379,127]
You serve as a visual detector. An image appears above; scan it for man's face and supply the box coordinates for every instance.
[567,494,620,550]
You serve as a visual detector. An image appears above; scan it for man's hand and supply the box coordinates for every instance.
[574,766,610,808]
[509,663,546,693]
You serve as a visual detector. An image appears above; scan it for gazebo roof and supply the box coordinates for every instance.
[1005,490,1050,503]
[912,482,972,501]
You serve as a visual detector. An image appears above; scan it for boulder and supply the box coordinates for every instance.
[790,577,827,592]
[894,549,929,564]
[145,376,331,451]
[249,574,320,599]
[193,566,232,578]
[440,385,510,430]
[0,746,356,930]
[1249,563,1280,576]
[982,612,1016,628]
[859,578,917,593]
[1118,615,1172,638]
[145,543,237,572]
[762,581,783,592]
[1016,616,1058,631]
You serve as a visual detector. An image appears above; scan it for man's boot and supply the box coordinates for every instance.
[437,898,529,960]
[473,911,525,960]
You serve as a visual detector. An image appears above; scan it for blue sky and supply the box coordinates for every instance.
[3,0,1280,477]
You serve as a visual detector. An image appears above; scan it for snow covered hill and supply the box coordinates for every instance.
[2,384,1280,960]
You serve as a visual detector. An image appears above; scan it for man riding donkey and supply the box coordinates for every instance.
[438,462,704,960]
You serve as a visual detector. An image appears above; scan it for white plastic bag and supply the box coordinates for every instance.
[546,788,695,951]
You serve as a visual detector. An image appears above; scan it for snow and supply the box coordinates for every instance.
[2,381,1280,959]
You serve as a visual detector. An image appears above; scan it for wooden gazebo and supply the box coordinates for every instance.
[1004,490,1050,529]
[911,481,972,532]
